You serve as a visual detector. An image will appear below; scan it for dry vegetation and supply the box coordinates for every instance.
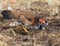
[0,0,60,46]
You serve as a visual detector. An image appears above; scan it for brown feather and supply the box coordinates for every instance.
[1,9,36,26]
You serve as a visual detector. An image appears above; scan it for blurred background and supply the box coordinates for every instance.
[0,0,60,16]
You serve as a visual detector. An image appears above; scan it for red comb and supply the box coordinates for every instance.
[39,18,45,23]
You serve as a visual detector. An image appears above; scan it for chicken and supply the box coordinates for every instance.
[1,9,48,34]
[1,9,36,26]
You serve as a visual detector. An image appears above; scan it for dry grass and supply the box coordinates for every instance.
[0,19,60,46]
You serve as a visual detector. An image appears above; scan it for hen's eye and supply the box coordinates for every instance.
[37,24,40,26]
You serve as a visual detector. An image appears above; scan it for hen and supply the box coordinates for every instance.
[1,9,36,26]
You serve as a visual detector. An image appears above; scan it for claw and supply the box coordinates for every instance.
[17,25,22,30]
[22,27,29,34]
[17,25,29,34]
